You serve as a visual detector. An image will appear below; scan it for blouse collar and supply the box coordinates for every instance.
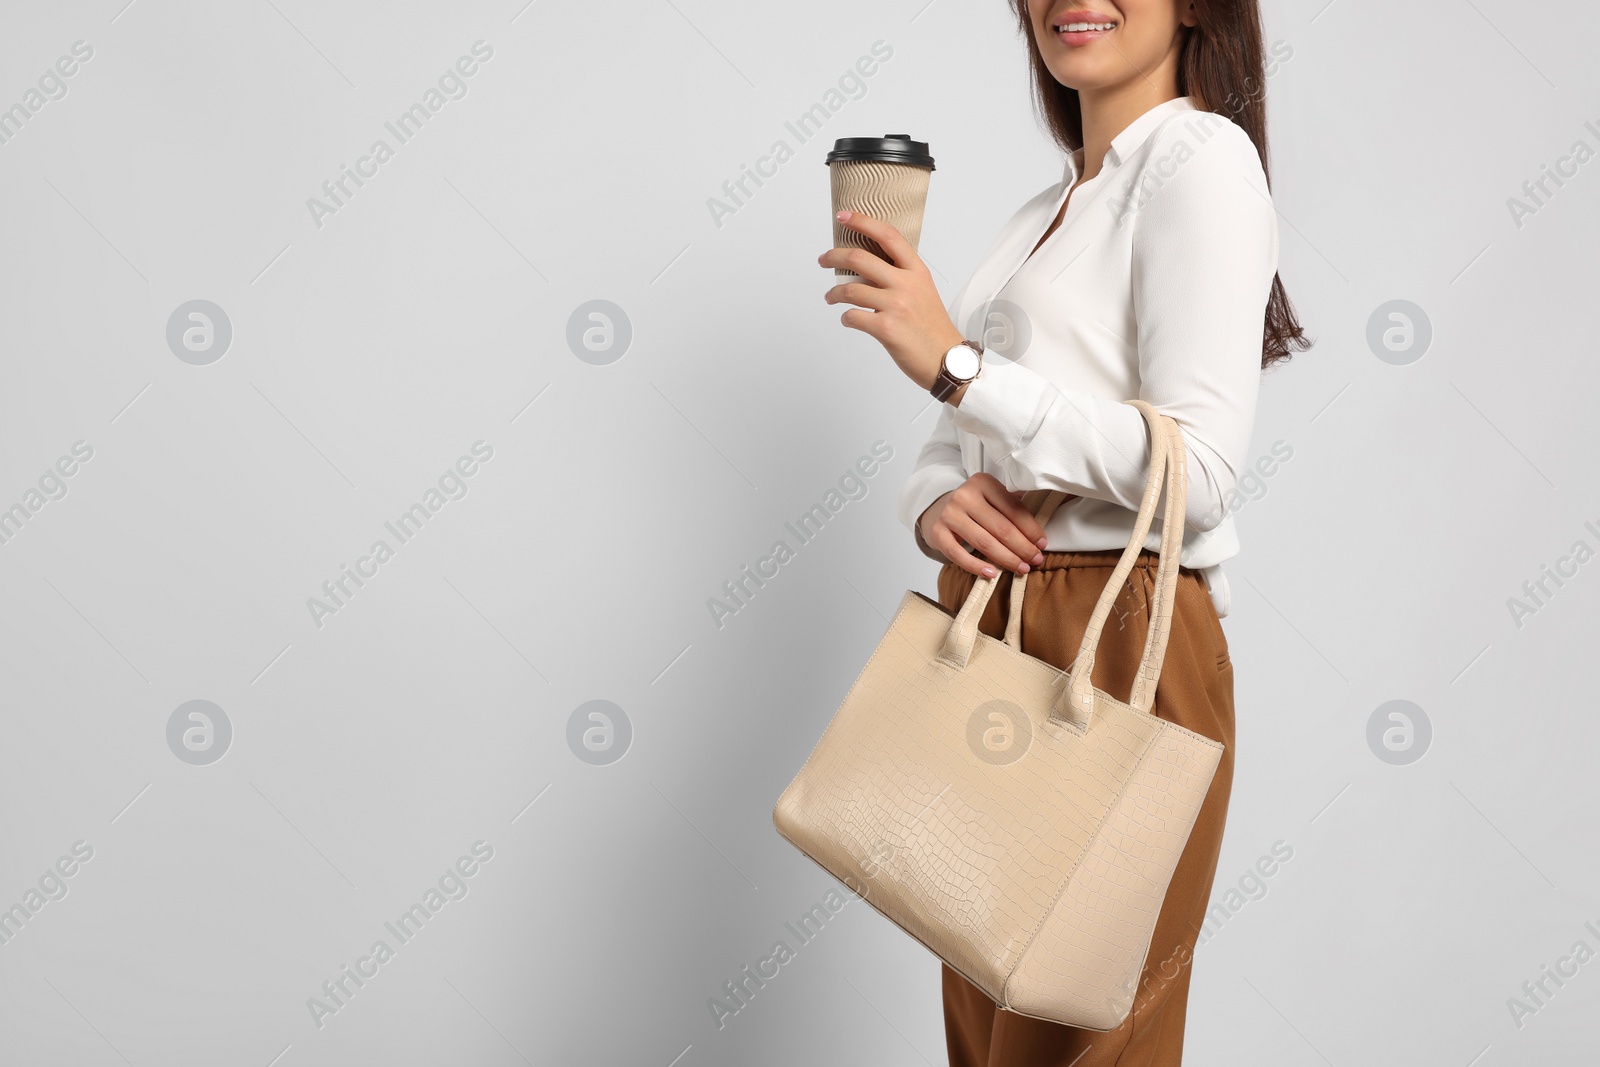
[1065,95,1201,182]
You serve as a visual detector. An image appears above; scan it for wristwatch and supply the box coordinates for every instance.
[930,339,983,403]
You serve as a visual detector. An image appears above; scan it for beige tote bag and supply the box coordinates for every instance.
[773,399,1223,1030]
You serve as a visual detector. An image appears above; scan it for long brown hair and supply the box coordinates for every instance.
[1009,0,1311,368]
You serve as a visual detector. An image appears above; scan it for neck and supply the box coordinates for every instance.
[1074,64,1185,183]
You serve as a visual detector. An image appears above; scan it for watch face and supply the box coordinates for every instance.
[945,345,980,381]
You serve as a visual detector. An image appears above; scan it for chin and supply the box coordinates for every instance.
[1040,57,1117,93]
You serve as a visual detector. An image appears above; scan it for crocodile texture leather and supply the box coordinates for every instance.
[773,401,1223,1030]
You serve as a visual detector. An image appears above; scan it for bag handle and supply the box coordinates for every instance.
[934,401,1187,731]
[936,488,1072,670]
[1126,404,1187,712]
[1056,400,1186,728]
[1002,491,1066,648]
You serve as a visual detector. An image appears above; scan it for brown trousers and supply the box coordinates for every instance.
[936,546,1236,1067]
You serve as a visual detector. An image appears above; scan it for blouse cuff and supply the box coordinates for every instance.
[950,358,1057,459]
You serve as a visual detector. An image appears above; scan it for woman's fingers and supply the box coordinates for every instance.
[930,525,1000,578]
[984,484,1049,548]
[946,509,1031,576]
[823,278,889,312]
[818,245,897,287]
[965,492,1047,570]
[925,475,1077,579]
[836,211,917,270]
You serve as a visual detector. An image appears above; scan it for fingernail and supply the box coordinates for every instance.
[836,209,852,221]
[1037,537,1048,548]
[1033,552,1044,564]
[1017,563,1029,574]
[983,566,997,578]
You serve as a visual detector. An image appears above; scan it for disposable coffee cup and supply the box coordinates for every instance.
[826,134,935,279]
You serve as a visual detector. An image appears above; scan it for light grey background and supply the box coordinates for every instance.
[1,0,1596,1064]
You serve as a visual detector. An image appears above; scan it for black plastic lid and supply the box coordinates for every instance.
[825,133,935,170]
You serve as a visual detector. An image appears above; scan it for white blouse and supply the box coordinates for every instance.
[896,95,1280,618]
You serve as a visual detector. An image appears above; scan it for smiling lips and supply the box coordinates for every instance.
[1052,8,1118,45]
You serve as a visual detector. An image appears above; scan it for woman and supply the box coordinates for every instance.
[816,1,1309,1063]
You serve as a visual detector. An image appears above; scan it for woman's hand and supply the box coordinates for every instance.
[818,210,965,392]
[919,474,1050,579]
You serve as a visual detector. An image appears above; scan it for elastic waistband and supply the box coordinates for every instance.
[1030,548,1196,574]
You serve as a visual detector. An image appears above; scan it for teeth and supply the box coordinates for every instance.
[1060,21,1115,31]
